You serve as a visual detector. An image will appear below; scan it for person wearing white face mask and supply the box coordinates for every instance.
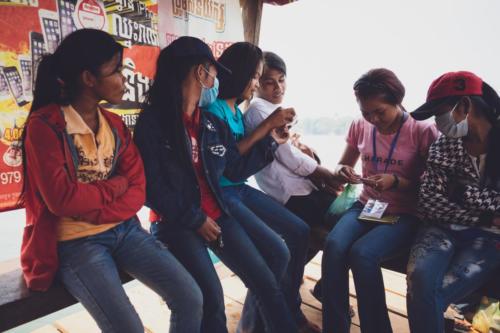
[407,71,500,333]
[434,101,469,138]
[198,69,219,107]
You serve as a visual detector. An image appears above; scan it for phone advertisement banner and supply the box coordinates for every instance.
[0,0,159,211]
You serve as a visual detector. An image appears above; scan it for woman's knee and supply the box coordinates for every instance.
[348,242,380,269]
[406,258,439,303]
[324,235,351,261]
[185,282,204,312]
[292,219,311,244]
[269,238,291,277]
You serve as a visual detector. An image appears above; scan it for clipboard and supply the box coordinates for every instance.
[358,214,399,224]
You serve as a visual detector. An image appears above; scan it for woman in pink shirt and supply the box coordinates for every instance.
[321,68,438,333]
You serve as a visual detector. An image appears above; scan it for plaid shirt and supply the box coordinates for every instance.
[419,135,500,230]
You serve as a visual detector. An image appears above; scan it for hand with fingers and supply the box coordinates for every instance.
[270,126,290,144]
[309,166,345,195]
[290,133,316,159]
[335,164,362,184]
[197,216,221,242]
[362,174,396,192]
[265,107,296,129]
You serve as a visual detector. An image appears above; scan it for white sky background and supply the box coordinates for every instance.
[259,0,500,119]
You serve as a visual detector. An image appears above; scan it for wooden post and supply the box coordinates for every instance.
[240,0,264,45]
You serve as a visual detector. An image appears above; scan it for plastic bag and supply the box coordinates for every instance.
[327,184,360,217]
[472,297,500,333]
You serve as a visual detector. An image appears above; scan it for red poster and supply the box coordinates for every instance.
[0,0,160,211]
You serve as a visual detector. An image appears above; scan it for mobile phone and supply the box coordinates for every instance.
[18,55,33,101]
[39,9,61,53]
[57,0,77,38]
[209,234,224,251]
[286,117,298,130]
[29,31,45,88]
[0,66,11,101]
[2,66,28,107]
[360,177,376,185]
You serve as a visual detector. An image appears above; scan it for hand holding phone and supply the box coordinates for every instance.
[266,107,296,129]
[270,126,290,144]
[362,174,395,192]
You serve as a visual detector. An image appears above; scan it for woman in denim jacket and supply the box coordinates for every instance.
[204,42,316,333]
[134,37,298,333]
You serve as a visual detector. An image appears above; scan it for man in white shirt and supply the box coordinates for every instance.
[245,51,343,261]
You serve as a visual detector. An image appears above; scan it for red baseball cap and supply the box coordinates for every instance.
[411,71,483,120]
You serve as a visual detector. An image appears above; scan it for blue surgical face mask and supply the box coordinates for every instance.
[435,102,468,138]
[199,69,219,107]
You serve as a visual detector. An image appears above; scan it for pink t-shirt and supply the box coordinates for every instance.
[346,115,439,215]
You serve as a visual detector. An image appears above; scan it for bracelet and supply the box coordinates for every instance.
[391,174,399,190]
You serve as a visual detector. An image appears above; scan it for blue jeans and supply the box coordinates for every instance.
[322,201,419,333]
[406,226,500,333]
[221,184,310,332]
[57,218,203,333]
[151,213,297,333]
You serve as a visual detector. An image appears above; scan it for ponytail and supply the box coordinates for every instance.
[30,54,64,112]
[478,82,500,186]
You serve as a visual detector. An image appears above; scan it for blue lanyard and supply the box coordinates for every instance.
[371,112,407,173]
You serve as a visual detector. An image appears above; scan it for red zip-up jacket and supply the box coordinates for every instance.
[21,103,146,291]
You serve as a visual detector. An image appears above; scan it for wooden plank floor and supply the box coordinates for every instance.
[27,252,410,333]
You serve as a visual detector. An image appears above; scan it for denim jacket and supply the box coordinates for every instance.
[134,109,278,230]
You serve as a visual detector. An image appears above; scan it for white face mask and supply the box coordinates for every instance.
[435,102,468,138]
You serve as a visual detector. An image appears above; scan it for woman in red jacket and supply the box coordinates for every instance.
[20,29,203,333]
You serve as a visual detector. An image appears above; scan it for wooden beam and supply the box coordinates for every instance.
[240,0,264,45]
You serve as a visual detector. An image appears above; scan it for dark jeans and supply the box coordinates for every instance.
[151,213,297,333]
[57,218,203,333]
[322,201,419,333]
[286,189,337,261]
[222,184,308,332]
[406,226,500,333]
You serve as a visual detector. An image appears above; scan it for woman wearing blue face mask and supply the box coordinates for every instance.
[408,71,500,333]
[134,36,297,333]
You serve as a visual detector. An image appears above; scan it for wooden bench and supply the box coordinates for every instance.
[1,225,497,332]
[309,224,500,299]
[0,267,133,331]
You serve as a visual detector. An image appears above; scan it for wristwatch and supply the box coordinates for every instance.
[391,174,399,190]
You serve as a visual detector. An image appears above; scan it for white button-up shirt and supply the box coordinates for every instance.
[244,97,318,203]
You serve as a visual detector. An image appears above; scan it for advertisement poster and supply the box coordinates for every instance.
[158,0,244,57]
[0,0,159,211]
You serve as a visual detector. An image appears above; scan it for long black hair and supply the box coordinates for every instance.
[19,29,122,204]
[30,29,122,111]
[445,82,500,186]
[473,83,500,187]
[217,42,263,100]
[141,42,209,167]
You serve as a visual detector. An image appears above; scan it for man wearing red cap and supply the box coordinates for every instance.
[407,71,500,333]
